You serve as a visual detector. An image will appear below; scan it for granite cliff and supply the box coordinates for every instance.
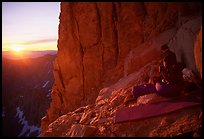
[40,2,202,137]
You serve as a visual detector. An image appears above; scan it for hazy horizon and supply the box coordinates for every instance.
[2,50,57,60]
[2,49,58,52]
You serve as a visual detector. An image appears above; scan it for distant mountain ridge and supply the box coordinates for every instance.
[2,53,56,137]
[2,50,57,59]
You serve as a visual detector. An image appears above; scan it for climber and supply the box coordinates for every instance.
[159,44,177,72]
[124,44,185,104]
[156,44,185,95]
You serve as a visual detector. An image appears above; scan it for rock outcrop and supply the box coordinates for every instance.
[40,61,202,137]
[41,2,202,135]
[168,16,202,73]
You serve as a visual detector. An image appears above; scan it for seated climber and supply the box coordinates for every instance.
[125,44,185,103]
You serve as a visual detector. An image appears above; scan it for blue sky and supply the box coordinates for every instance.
[2,2,60,51]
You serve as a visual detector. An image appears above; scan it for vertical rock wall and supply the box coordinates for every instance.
[41,2,202,131]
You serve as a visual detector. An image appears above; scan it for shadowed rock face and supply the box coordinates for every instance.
[41,2,202,132]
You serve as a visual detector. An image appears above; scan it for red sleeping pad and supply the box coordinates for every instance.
[114,92,202,123]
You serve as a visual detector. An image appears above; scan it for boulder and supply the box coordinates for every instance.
[168,16,202,73]
[68,124,97,137]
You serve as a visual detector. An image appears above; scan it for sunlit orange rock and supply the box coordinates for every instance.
[40,61,201,137]
[41,2,202,135]
[194,26,202,79]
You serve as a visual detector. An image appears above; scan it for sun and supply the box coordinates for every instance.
[10,45,25,53]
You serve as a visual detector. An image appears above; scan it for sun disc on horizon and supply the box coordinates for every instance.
[10,45,25,53]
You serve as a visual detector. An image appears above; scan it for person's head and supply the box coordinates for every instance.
[161,44,169,53]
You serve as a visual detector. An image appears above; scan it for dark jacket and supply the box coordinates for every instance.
[159,49,184,84]
[162,63,184,84]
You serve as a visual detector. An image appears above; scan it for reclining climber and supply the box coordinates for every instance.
[125,44,185,104]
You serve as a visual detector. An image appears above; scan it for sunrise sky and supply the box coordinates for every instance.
[2,2,60,51]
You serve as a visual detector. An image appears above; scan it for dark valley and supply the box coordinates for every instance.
[2,52,56,137]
